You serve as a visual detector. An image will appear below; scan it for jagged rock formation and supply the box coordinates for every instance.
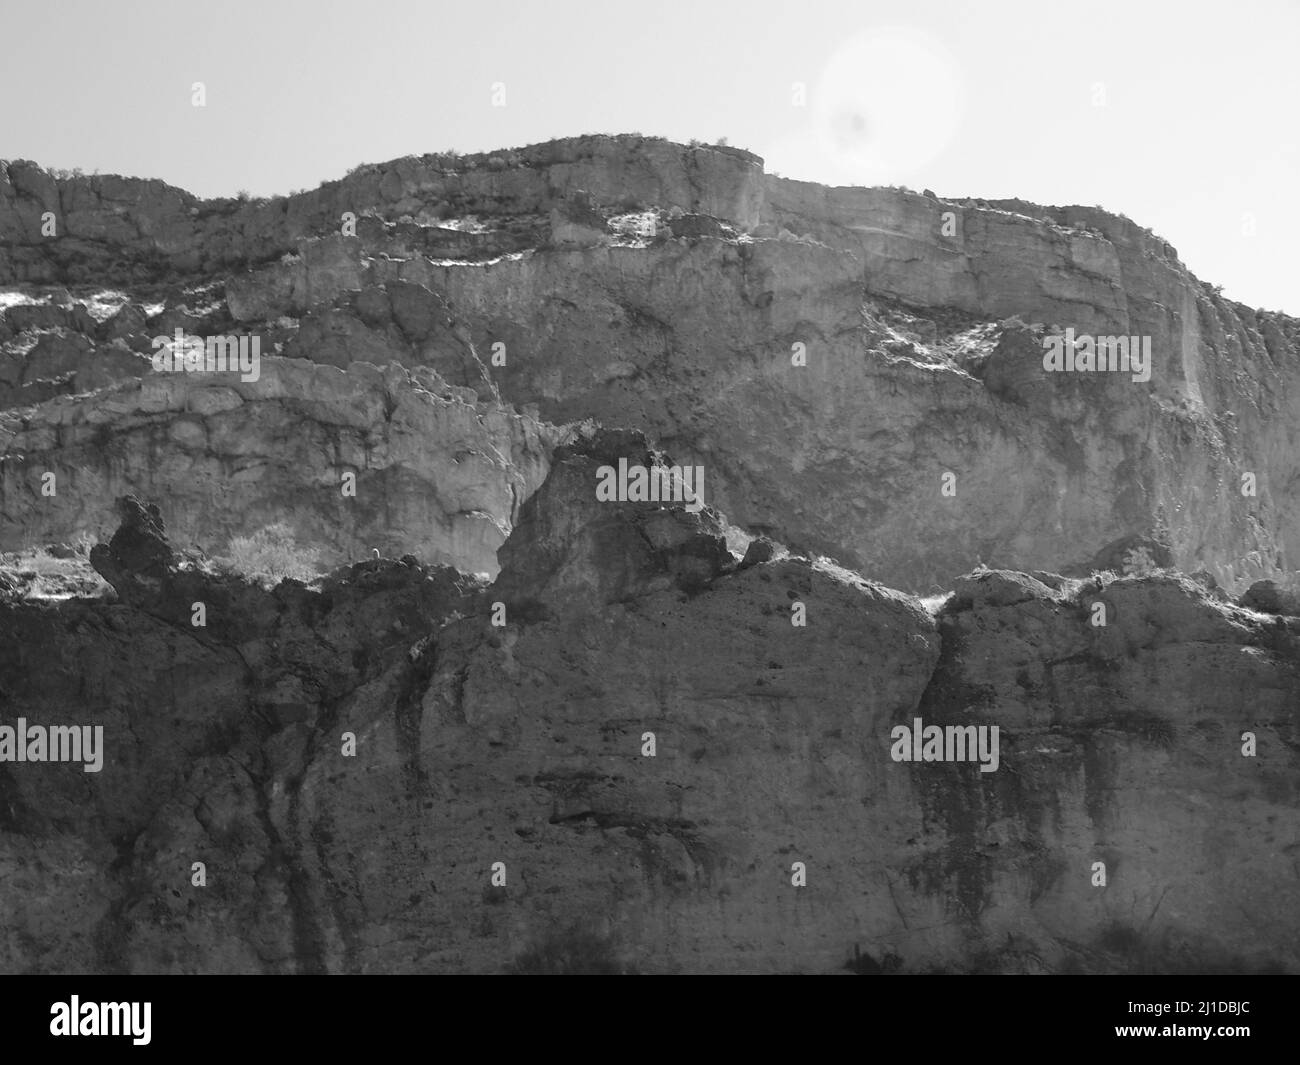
[0,431,1296,974]
[3,135,1297,588]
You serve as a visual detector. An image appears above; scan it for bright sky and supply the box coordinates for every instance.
[1,0,1295,313]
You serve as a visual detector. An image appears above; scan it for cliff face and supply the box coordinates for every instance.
[1,441,1295,974]
[760,181,1300,589]
[4,134,1296,590]
[0,137,764,286]
[1,136,1298,975]
[0,353,558,574]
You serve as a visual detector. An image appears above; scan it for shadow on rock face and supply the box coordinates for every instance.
[492,426,733,614]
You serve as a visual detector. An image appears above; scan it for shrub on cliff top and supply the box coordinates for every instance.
[1121,546,1159,576]
[219,523,318,586]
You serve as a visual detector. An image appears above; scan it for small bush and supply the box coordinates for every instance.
[1121,546,1158,576]
[1088,921,1282,974]
[510,927,635,975]
[845,945,903,974]
[220,523,318,585]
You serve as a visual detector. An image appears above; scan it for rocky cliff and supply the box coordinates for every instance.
[4,134,1297,590]
[0,136,1297,974]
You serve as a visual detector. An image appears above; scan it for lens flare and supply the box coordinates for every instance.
[812,27,965,184]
